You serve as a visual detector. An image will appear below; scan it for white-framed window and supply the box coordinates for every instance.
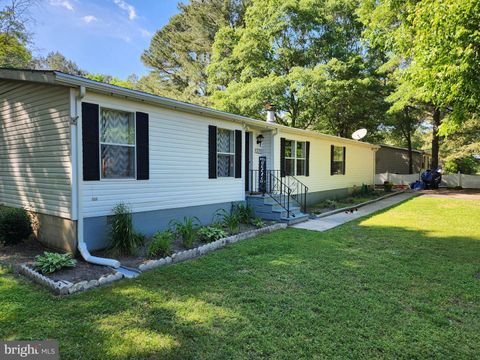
[100,108,136,179]
[331,146,345,175]
[285,139,306,176]
[217,128,235,177]
[296,141,306,176]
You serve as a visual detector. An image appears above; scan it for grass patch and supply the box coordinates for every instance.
[1,196,479,359]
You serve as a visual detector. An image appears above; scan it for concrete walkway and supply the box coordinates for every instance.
[293,192,417,232]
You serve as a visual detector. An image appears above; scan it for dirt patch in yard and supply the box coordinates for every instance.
[0,237,45,269]
[420,189,480,200]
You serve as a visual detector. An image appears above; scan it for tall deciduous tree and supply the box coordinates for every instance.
[33,51,85,75]
[141,0,250,105]
[208,0,388,138]
[0,0,34,68]
[384,107,424,174]
[358,0,480,169]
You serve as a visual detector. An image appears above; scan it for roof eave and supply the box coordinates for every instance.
[0,68,379,149]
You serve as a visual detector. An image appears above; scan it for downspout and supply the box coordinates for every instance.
[73,86,120,268]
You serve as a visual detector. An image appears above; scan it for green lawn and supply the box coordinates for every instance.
[1,196,479,359]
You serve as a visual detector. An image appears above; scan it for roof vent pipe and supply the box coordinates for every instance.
[265,104,276,124]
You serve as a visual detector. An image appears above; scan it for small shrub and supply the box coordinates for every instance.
[383,181,393,193]
[109,203,142,255]
[0,207,33,245]
[198,226,227,243]
[251,217,265,228]
[232,203,253,224]
[324,199,337,208]
[214,209,239,234]
[147,231,173,258]
[34,252,76,274]
[444,156,478,174]
[170,216,200,249]
[133,232,147,246]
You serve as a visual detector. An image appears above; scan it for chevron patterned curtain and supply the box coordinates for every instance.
[100,108,135,178]
[217,128,235,177]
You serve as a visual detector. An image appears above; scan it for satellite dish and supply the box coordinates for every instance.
[352,128,367,141]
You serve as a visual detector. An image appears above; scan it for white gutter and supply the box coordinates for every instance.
[0,69,380,149]
[73,85,120,268]
[52,72,379,149]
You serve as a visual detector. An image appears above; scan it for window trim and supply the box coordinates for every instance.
[296,141,307,176]
[99,107,137,181]
[216,127,236,178]
[331,145,345,176]
[284,139,307,176]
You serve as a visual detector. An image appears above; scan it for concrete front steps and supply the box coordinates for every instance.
[246,194,309,226]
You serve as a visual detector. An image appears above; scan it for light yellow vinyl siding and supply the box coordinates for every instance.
[275,130,376,193]
[0,80,72,218]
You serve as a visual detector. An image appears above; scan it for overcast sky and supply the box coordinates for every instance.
[31,0,181,78]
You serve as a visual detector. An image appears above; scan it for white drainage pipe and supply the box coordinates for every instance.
[73,85,120,268]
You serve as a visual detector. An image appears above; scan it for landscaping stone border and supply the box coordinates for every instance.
[19,264,123,295]
[19,223,288,295]
[139,223,287,271]
[313,190,407,219]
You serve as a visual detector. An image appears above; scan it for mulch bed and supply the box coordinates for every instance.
[308,191,389,215]
[2,222,274,286]
[0,237,115,283]
[94,223,263,269]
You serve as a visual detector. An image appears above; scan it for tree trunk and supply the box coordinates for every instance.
[431,108,441,169]
[403,108,414,174]
[407,135,413,174]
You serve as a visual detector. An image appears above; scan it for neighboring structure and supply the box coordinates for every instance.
[376,144,432,174]
[0,69,378,255]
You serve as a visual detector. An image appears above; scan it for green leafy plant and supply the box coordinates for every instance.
[232,203,253,224]
[444,156,478,175]
[34,252,76,274]
[147,231,173,258]
[198,226,227,243]
[0,207,33,245]
[383,181,393,193]
[214,209,239,234]
[251,217,265,229]
[169,217,200,249]
[108,203,142,255]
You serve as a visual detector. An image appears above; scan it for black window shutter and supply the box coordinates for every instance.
[82,102,100,181]
[136,112,149,180]
[305,141,310,176]
[208,125,217,179]
[343,146,346,175]
[235,130,242,178]
[280,137,286,177]
[245,132,250,191]
[330,145,335,175]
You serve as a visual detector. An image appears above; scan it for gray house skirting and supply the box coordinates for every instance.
[306,188,351,206]
[83,201,238,251]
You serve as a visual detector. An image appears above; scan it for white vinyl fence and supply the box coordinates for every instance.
[375,172,480,189]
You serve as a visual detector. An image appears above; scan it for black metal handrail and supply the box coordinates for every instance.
[284,175,309,213]
[248,170,308,216]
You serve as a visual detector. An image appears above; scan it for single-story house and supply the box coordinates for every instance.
[0,69,379,261]
[376,144,432,174]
